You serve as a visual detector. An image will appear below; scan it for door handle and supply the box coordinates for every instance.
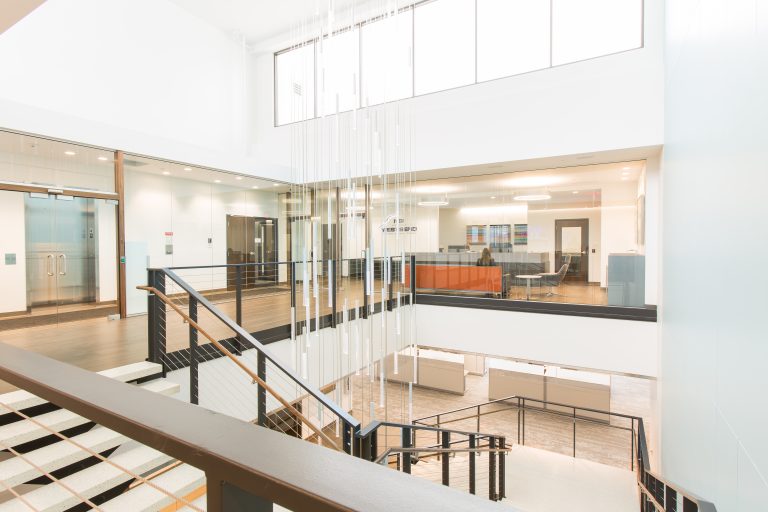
[58,254,67,275]
[46,254,54,276]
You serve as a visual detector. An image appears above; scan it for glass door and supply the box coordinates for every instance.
[14,192,118,328]
[555,218,589,282]
[253,217,278,284]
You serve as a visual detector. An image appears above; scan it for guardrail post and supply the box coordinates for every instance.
[234,266,243,355]
[572,407,577,458]
[387,257,394,312]
[402,427,412,474]
[189,294,199,405]
[362,256,369,319]
[370,429,378,462]
[409,254,416,304]
[290,262,297,337]
[257,350,266,428]
[489,437,497,500]
[147,269,167,377]
[342,421,354,455]
[441,431,450,486]
[469,434,476,495]
[499,437,506,500]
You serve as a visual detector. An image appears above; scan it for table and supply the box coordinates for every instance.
[515,274,541,300]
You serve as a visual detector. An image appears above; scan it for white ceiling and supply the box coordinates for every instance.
[170,0,395,50]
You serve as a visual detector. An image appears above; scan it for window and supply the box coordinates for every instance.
[275,43,315,125]
[317,29,359,116]
[414,0,475,95]
[361,10,413,107]
[274,0,645,125]
[477,0,551,81]
[552,0,643,66]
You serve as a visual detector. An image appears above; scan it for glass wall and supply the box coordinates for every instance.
[275,0,644,125]
[123,155,283,315]
[0,131,118,330]
[404,161,652,308]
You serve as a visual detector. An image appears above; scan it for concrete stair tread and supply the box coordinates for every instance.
[0,426,127,487]
[99,464,205,512]
[0,445,172,512]
[0,361,163,413]
[0,379,178,448]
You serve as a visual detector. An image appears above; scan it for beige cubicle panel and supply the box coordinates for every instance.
[417,356,466,395]
[488,368,545,402]
[545,377,611,422]
[379,353,416,384]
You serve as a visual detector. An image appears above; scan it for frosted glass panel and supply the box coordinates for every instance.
[552,0,642,66]
[562,227,582,253]
[361,10,413,106]
[414,0,475,95]
[477,0,551,81]
[276,44,315,125]
[317,29,359,116]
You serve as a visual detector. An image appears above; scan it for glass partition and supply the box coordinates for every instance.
[404,160,653,309]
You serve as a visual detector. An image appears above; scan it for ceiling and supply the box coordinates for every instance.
[372,160,645,210]
[170,0,395,49]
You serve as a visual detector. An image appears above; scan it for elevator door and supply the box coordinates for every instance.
[226,215,278,289]
[25,193,109,321]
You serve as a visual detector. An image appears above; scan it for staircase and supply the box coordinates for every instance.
[0,361,208,511]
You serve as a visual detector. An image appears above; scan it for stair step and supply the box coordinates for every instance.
[0,426,127,487]
[0,379,178,449]
[0,444,172,512]
[99,464,205,512]
[0,361,163,413]
[178,495,207,511]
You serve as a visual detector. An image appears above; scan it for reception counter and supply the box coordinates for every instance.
[487,359,611,421]
[380,348,467,395]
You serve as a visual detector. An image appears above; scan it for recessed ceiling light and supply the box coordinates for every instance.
[252,185,259,189]
[622,166,631,170]
[64,150,76,156]
[622,171,630,176]
[621,176,630,181]
[490,196,496,199]
[97,156,109,161]
[417,199,449,206]
[162,171,171,176]
[572,190,579,194]
[346,205,366,212]
[513,194,551,201]
[184,167,192,171]
[273,183,279,187]
[214,179,221,183]
[235,176,243,180]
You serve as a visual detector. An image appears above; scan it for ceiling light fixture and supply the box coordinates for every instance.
[235,176,243,180]
[162,171,171,176]
[97,156,109,161]
[184,167,192,171]
[417,199,449,206]
[346,205,366,212]
[490,196,496,199]
[252,185,259,189]
[64,151,76,156]
[214,179,221,183]
[273,183,279,187]
[572,190,579,194]
[622,166,631,170]
[621,177,630,181]
[513,194,551,201]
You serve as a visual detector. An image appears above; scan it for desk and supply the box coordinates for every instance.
[515,274,541,300]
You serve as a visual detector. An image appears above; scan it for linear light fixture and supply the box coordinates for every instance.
[514,194,551,201]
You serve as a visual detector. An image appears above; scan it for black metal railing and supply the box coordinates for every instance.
[357,420,507,502]
[414,395,717,512]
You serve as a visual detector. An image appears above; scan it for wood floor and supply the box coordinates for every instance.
[349,371,656,472]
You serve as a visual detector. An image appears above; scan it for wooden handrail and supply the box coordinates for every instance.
[137,285,341,451]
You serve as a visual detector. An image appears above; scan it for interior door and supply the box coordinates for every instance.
[555,219,589,282]
[253,218,277,284]
[21,192,112,327]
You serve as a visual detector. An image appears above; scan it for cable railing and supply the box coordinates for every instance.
[0,343,501,512]
[357,420,507,502]
[414,395,718,512]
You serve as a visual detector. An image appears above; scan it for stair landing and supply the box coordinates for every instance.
[503,446,638,512]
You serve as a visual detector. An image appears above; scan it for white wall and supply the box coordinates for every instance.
[250,0,664,180]
[124,170,279,314]
[0,191,27,313]
[661,0,768,509]
[438,205,528,250]
[0,0,280,180]
[417,304,657,378]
